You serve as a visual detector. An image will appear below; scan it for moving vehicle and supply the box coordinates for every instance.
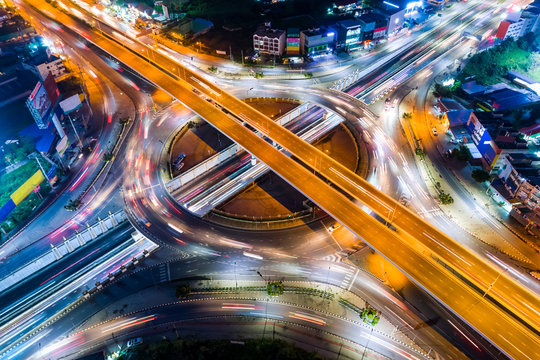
[432,128,438,136]
[328,223,341,233]
[173,153,186,168]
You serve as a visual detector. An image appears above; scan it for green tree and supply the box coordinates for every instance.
[64,199,81,211]
[3,137,35,164]
[267,281,284,296]
[471,169,490,183]
[102,152,114,162]
[207,66,217,73]
[362,0,383,8]
[433,83,455,98]
[451,145,471,161]
[175,284,191,298]
[119,116,131,125]
[458,34,539,85]
[439,191,454,205]
[360,306,380,326]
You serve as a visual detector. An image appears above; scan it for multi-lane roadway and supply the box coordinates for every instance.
[21,0,539,357]
[3,0,539,358]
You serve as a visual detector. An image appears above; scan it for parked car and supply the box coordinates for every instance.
[432,128,438,136]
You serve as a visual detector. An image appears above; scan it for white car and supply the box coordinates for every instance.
[328,223,342,233]
[432,128,438,136]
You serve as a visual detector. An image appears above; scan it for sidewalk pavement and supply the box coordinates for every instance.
[1,68,134,258]
[398,89,540,267]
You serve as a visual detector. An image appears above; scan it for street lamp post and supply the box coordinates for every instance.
[67,113,82,148]
[360,328,374,360]
[234,261,237,290]
[29,153,51,184]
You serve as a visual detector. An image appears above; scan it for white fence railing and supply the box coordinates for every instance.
[0,210,127,293]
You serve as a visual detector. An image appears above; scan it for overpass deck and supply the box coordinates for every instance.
[26,1,540,358]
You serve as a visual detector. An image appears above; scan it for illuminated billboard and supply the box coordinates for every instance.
[26,81,52,129]
[25,74,60,130]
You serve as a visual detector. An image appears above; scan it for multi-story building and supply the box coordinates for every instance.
[495,18,527,41]
[489,152,540,234]
[494,0,540,41]
[376,1,407,35]
[521,0,540,34]
[36,57,68,81]
[286,28,300,56]
[357,12,389,43]
[253,26,286,56]
[300,27,336,57]
[335,19,363,52]
[465,112,502,170]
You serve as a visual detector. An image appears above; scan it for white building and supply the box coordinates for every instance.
[36,57,68,81]
[495,1,540,41]
[253,26,286,56]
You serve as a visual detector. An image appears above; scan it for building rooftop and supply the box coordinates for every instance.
[462,80,486,95]
[520,122,540,137]
[507,152,539,162]
[336,19,362,29]
[287,28,300,37]
[254,26,284,38]
[438,97,466,112]
[358,11,389,27]
[301,27,330,37]
[446,109,472,127]
[18,122,57,153]
[491,178,515,200]
[0,70,39,108]
[481,88,534,111]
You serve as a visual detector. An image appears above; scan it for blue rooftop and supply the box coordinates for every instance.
[18,123,57,153]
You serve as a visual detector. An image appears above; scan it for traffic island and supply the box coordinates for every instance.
[163,97,366,230]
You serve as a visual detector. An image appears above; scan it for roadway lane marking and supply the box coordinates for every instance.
[422,232,472,268]
[347,269,360,291]
[329,167,393,212]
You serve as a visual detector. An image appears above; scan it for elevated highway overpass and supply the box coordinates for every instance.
[25,0,540,358]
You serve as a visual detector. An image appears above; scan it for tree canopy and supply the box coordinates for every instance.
[458,33,540,85]
[121,338,325,360]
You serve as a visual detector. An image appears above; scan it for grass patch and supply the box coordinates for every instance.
[0,159,52,237]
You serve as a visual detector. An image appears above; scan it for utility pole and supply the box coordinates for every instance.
[234,261,237,290]
[75,63,93,118]
[29,153,50,184]
[360,328,374,360]
[67,113,82,148]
